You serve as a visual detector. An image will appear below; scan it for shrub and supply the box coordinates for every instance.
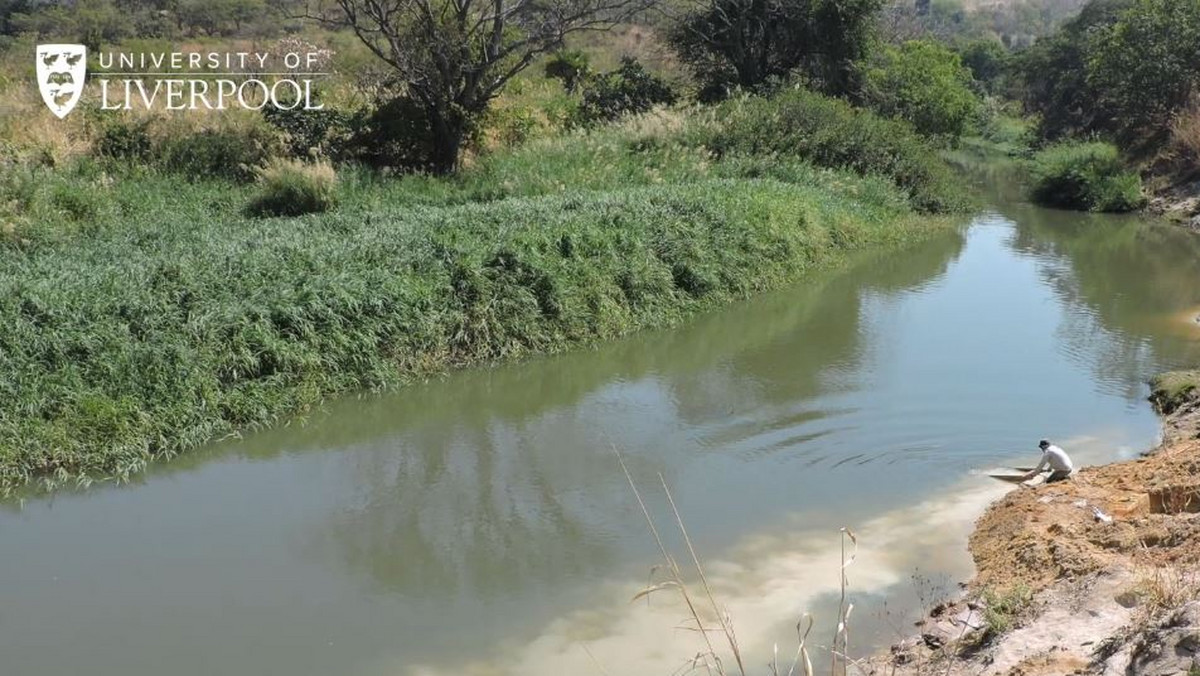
[1085,0,1200,145]
[861,40,982,139]
[981,585,1033,636]
[1169,100,1200,173]
[262,106,353,159]
[155,118,284,180]
[958,38,1008,91]
[0,165,115,243]
[94,116,153,161]
[245,159,338,217]
[577,58,678,124]
[1015,0,1200,146]
[544,50,591,92]
[342,95,442,171]
[666,0,881,98]
[1028,141,1145,212]
[698,88,972,213]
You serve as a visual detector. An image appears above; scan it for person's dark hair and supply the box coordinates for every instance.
[1039,439,1051,449]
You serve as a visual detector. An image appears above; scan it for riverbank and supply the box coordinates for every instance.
[866,373,1200,675]
[0,104,969,495]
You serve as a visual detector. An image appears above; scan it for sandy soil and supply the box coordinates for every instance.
[863,381,1200,676]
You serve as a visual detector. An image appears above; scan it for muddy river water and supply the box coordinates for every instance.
[4,171,1200,675]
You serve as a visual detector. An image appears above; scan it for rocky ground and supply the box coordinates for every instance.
[862,373,1200,676]
[1147,174,1200,231]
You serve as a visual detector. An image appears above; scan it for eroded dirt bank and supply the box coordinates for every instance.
[866,372,1200,676]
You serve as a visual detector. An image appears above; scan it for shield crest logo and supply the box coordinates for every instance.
[36,44,86,119]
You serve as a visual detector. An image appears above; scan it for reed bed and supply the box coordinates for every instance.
[0,98,965,494]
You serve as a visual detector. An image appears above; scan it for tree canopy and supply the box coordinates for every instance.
[666,0,884,99]
[306,0,653,172]
[1015,0,1200,147]
[861,39,980,138]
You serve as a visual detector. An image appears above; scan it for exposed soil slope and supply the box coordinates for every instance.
[868,373,1200,676]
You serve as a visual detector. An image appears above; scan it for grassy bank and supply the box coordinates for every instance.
[1028,141,1145,213]
[0,104,966,494]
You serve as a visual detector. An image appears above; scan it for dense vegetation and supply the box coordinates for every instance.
[1009,0,1200,211]
[0,0,1098,491]
[0,113,958,492]
[1028,141,1144,212]
[860,39,980,139]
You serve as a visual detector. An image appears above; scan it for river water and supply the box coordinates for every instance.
[4,170,1200,676]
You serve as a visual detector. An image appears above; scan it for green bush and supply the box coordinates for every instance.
[342,95,443,171]
[94,117,154,161]
[262,106,353,159]
[665,0,881,99]
[1084,0,1200,144]
[697,88,973,213]
[544,50,591,93]
[155,120,284,180]
[958,39,1009,92]
[0,165,114,243]
[245,159,339,217]
[577,58,678,124]
[1028,141,1144,212]
[861,40,982,139]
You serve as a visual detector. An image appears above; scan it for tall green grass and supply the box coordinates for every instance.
[694,89,974,214]
[0,171,952,493]
[0,93,972,493]
[1028,141,1145,212]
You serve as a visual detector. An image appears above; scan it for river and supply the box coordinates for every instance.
[4,168,1200,676]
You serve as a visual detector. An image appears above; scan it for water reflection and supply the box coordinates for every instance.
[319,230,967,600]
[4,189,1200,676]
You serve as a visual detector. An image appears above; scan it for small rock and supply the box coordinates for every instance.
[953,607,986,631]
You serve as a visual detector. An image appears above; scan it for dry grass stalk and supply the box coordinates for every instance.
[616,447,731,676]
[616,446,859,676]
[1170,98,1200,169]
[831,528,858,676]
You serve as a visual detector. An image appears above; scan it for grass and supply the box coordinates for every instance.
[1149,370,1200,414]
[1028,141,1146,213]
[0,131,959,493]
[980,585,1033,637]
[246,159,339,217]
[0,85,973,493]
[1130,566,1200,617]
[694,89,974,215]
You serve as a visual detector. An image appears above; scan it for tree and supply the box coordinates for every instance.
[305,0,654,173]
[665,0,884,99]
[1085,0,1200,145]
[577,57,677,123]
[957,38,1006,91]
[861,39,980,138]
[1012,0,1133,141]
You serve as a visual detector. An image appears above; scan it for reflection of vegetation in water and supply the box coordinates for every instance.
[315,230,967,599]
[1008,202,1200,398]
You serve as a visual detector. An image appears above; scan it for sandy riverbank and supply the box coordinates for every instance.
[865,372,1200,676]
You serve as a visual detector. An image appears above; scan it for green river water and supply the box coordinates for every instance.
[4,167,1200,675]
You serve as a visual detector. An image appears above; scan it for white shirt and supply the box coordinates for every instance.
[1034,444,1074,473]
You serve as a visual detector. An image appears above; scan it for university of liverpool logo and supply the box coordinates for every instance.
[36,44,87,118]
